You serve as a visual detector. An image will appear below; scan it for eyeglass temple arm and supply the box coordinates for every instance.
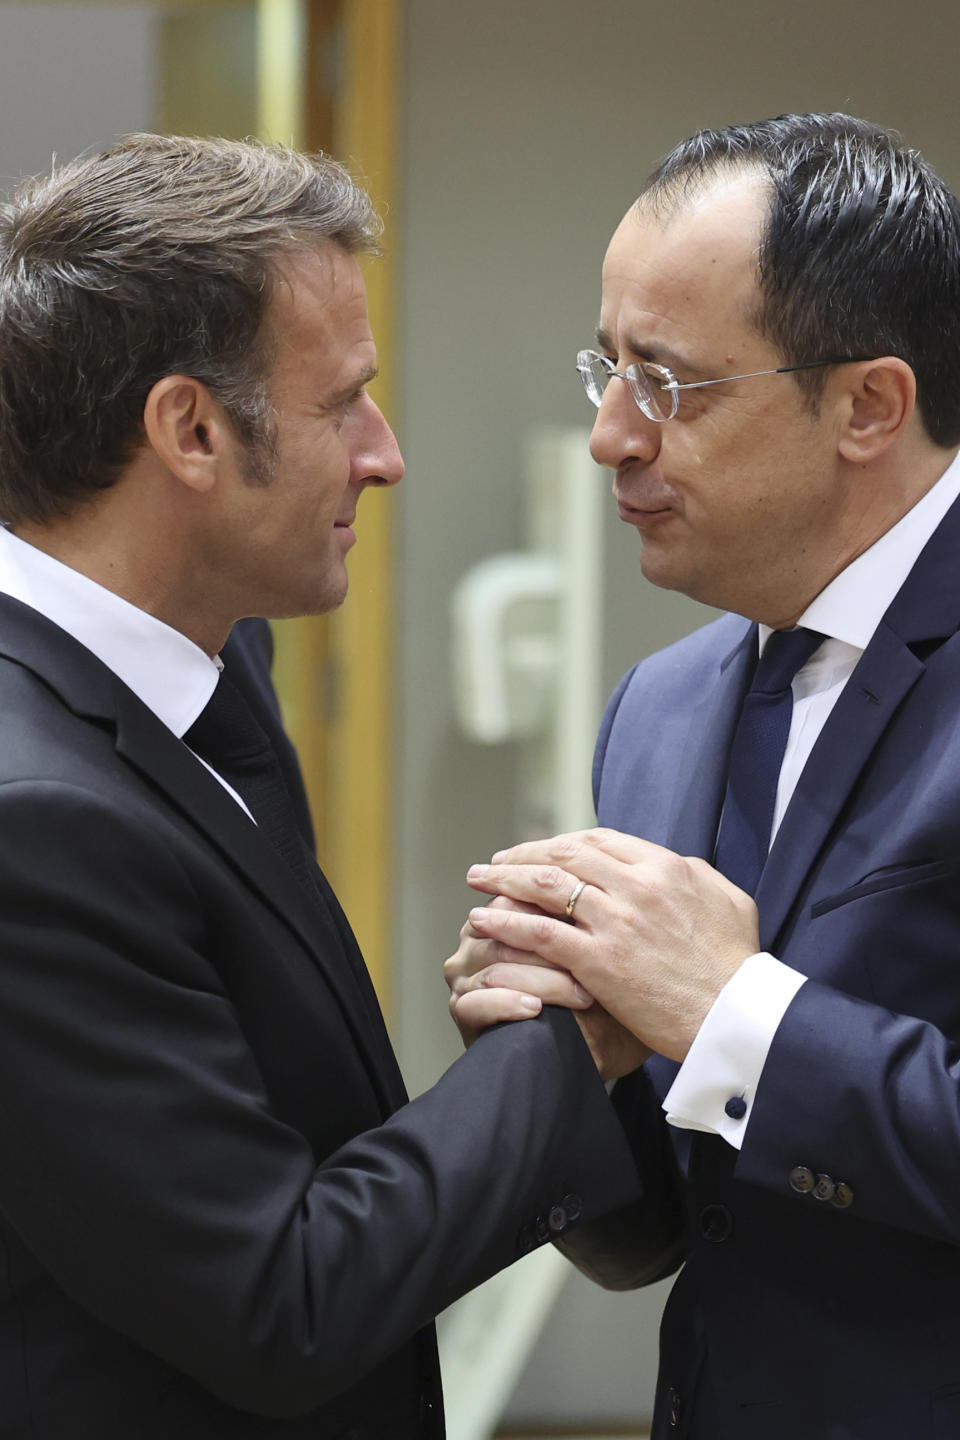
[666,357,873,393]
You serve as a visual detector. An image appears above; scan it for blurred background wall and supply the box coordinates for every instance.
[1,1,958,1430]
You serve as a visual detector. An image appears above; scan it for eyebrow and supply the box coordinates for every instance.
[331,363,379,404]
[594,325,702,378]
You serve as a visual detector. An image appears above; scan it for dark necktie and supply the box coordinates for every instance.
[714,627,825,896]
[184,675,316,895]
[186,676,408,1116]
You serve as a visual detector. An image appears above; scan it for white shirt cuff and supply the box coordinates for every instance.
[662,952,806,1150]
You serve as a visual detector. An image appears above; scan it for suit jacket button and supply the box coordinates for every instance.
[789,1165,815,1194]
[724,1094,748,1120]
[812,1173,836,1202]
[831,1181,854,1210]
[548,1204,568,1234]
[668,1385,681,1427]
[698,1203,733,1243]
[562,1192,583,1221]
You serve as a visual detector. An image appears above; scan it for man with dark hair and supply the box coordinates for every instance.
[448,113,960,1438]
[0,135,640,1438]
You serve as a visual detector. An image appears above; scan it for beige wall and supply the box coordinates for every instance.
[395,0,960,1426]
[0,2,155,188]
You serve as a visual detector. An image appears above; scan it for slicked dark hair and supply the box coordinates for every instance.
[0,134,381,524]
[639,112,960,447]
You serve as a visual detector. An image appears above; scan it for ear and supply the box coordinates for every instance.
[142,375,234,493]
[836,358,916,465]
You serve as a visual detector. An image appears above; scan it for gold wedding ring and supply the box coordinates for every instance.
[564,878,586,918]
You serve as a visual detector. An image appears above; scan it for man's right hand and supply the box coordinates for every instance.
[444,895,650,1082]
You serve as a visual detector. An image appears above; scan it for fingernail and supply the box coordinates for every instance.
[467,864,489,880]
[519,995,542,1013]
[491,850,507,863]
[469,908,489,927]
[574,983,593,1004]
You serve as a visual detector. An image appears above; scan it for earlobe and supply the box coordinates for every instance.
[142,376,224,492]
[837,358,916,465]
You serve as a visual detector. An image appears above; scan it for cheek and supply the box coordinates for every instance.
[664,419,745,513]
[291,426,350,490]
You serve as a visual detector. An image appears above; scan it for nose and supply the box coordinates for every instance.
[353,394,405,487]
[588,380,662,472]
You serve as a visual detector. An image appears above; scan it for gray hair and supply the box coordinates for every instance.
[0,133,381,522]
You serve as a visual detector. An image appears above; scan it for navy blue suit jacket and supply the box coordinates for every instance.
[580,492,960,1438]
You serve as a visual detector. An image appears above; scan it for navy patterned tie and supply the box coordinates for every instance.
[714,627,825,896]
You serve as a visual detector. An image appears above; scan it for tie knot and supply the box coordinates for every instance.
[751,627,824,696]
[184,677,271,774]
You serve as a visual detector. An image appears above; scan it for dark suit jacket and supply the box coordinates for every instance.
[0,598,641,1439]
[567,493,960,1439]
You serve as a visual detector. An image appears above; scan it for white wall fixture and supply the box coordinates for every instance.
[450,425,603,834]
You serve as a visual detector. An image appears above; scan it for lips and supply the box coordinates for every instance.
[616,497,672,523]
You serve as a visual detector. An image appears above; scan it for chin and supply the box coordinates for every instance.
[257,569,349,621]
[312,572,350,617]
[639,539,727,608]
[638,546,690,597]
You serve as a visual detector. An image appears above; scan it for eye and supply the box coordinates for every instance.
[640,362,676,391]
[325,388,366,429]
[341,385,370,414]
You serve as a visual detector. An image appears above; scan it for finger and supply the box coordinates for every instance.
[487,894,543,915]
[467,834,631,904]
[460,897,544,934]
[444,933,561,986]
[489,827,670,871]
[466,861,600,923]
[467,901,583,968]
[459,894,546,940]
[451,962,594,1008]
[451,988,543,1036]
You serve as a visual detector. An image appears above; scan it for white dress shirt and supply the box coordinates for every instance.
[0,527,252,815]
[663,450,960,1147]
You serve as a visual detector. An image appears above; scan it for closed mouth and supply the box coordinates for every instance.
[617,497,672,518]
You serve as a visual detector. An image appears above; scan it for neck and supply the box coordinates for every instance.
[12,496,231,658]
[754,442,959,629]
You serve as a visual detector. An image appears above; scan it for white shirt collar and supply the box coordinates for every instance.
[0,527,220,737]
[759,448,960,653]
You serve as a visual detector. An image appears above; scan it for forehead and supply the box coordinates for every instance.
[599,171,770,363]
[265,243,374,376]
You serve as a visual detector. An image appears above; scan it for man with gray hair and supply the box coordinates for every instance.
[0,135,640,1438]
[448,113,960,1439]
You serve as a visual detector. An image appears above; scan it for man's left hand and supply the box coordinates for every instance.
[464,828,760,1063]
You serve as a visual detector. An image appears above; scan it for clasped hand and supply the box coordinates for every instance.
[444,828,760,1076]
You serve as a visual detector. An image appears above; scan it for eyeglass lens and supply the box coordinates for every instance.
[576,350,674,422]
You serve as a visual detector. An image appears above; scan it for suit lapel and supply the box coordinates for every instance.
[755,626,925,948]
[221,624,406,1108]
[669,624,756,859]
[114,682,408,1116]
[757,491,960,949]
[0,595,406,1115]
